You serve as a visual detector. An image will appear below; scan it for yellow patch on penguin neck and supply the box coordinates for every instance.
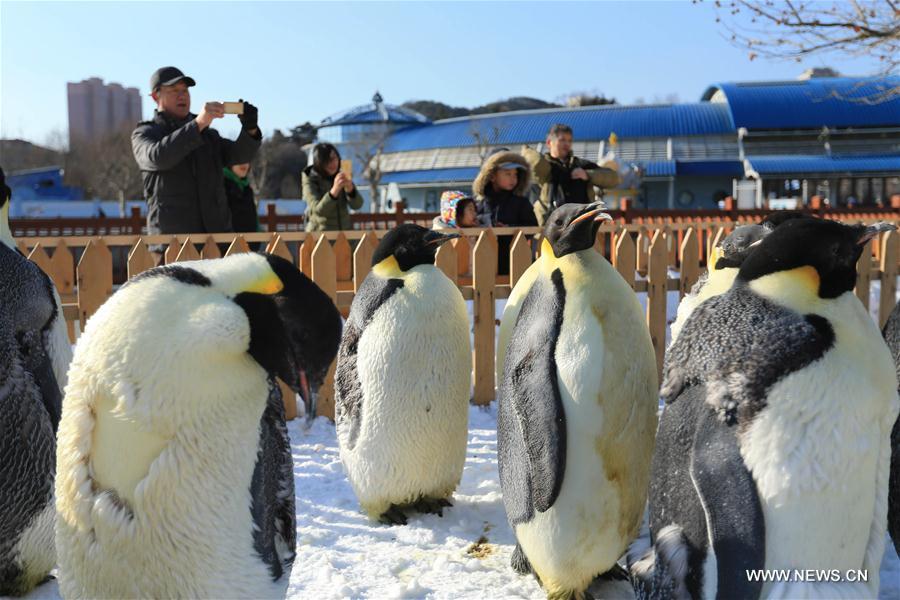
[372,255,403,278]
[701,266,739,300]
[748,265,822,311]
[242,271,283,295]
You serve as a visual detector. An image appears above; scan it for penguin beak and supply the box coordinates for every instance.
[857,221,896,245]
[570,206,612,227]
[424,231,461,246]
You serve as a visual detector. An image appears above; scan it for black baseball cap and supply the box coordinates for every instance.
[150,66,196,92]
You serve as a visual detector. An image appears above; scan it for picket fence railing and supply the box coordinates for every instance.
[15,216,899,421]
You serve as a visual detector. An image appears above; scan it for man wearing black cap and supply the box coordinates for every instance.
[132,66,261,242]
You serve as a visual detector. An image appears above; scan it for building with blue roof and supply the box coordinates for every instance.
[316,76,899,212]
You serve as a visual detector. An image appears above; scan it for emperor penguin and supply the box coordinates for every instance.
[55,253,342,599]
[883,300,900,556]
[630,218,899,599]
[0,171,71,596]
[335,224,471,525]
[669,211,810,343]
[498,202,659,600]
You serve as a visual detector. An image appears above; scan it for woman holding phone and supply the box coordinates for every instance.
[302,143,363,231]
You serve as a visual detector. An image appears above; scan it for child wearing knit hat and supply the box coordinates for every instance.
[432,190,480,229]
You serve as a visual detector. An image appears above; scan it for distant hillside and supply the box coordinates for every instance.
[402,96,560,121]
[0,139,64,173]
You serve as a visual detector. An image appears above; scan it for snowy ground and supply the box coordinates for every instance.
[14,279,900,600]
[18,403,899,600]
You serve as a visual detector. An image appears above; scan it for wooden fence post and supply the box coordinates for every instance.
[300,233,317,277]
[311,236,338,419]
[615,231,636,289]
[472,230,497,406]
[162,236,180,264]
[353,231,378,293]
[334,232,352,282]
[647,231,668,380]
[679,228,700,299]
[509,231,532,288]
[454,235,471,277]
[201,236,221,259]
[434,239,458,283]
[128,238,156,279]
[49,239,75,295]
[225,236,250,256]
[708,227,726,264]
[27,243,52,276]
[879,230,898,328]
[267,235,294,264]
[636,228,649,276]
[855,239,873,308]
[77,238,113,326]
[175,237,201,262]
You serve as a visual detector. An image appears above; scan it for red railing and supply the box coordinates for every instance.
[10,196,899,238]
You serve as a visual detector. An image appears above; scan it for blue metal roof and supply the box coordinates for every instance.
[320,101,430,128]
[676,160,744,176]
[746,154,900,175]
[702,77,900,130]
[383,103,735,152]
[643,160,676,177]
[381,167,479,185]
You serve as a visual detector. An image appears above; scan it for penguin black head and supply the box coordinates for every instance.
[737,218,896,298]
[233,254,342,414]
[715,224,770,270]
[542,202,612,258]
[715,213,815,270]
[372,224,460,272]
[128,253,342,418]
[0,166,10,210]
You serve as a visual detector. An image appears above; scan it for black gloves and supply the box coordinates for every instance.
[238,99,258,131]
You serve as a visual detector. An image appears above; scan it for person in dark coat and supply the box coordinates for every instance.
[522,123,619,226]
[473,149,538,275]
[223,162,260,250]
[131,66,261,240]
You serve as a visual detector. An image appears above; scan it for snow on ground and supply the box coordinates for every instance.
[17,402,900,600]
[13,278,900,600]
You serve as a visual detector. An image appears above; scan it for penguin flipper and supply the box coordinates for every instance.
[335,276,404,450]
[690,404,765,599]
[250,378,296,582]
[498,270,567,521]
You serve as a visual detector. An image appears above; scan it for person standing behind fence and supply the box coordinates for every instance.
[523,123,619,226]
[473,149,537,275]
[132,67,261,241]
[432,191,480,230]
[223,162,261,250]
[302,143,363,232]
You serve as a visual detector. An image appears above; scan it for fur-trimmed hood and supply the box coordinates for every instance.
[473,152,531,198]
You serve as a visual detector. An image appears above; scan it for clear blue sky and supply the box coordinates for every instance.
[0,1,881,146]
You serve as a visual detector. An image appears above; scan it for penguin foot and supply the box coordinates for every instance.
[412,497,452,516]
[510,542,532,575]
[596,562,630,582]
[378,505,408,526]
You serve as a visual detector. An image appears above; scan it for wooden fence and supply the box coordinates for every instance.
[15,217,900,421]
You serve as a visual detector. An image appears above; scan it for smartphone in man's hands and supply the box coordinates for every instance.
[223,102,244,115]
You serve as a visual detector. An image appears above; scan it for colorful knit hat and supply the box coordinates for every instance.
[440,190,470,227]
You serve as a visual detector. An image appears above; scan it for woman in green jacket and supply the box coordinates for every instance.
[302,143,363,231]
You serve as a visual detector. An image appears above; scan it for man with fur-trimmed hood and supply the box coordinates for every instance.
[473,149,538,274]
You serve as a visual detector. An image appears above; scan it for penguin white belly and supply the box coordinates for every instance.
[739,294,898,598]
[340,267,471,516]
[515,291,624,591]
[57,360,284,599]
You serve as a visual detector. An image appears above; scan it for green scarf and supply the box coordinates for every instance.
[223,168,250,190]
